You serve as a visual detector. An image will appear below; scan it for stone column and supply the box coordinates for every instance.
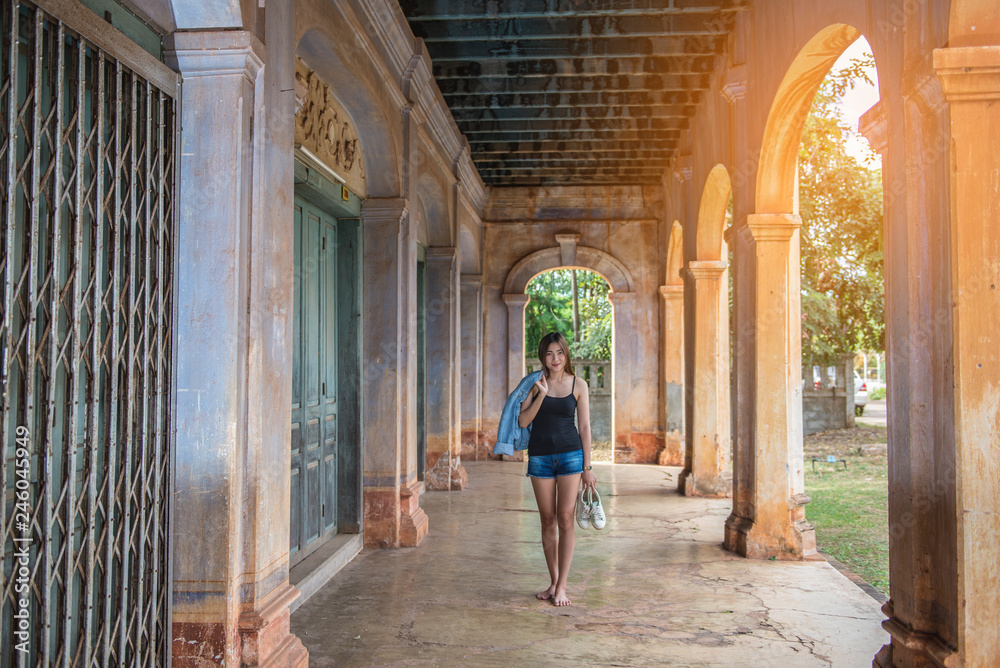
[362,198,428,547]
[461,274,486,460]
[502,293,530,391]
[424,247,468,490]
[608,291,653,462]
[934,45,1000,664]
[725,214,816,559]
[659,285,685,466]
[166,31,307,668]
[679,261,730,497]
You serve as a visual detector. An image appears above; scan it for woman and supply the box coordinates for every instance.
[518,331,597,606]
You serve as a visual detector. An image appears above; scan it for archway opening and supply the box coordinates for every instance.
[792,35,888,597]
[683,165,733,497]
[524,269,614,460]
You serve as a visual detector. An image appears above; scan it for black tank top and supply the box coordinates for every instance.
[527,376,583,456]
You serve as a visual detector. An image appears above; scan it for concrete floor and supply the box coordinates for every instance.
[291,461,888,667]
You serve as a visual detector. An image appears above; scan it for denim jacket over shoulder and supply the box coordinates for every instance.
[493,370,544,457]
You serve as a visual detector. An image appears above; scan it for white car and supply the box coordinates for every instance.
[854,374,869,416]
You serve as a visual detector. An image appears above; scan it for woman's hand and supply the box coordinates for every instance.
[534,375,548,396]
[581,469,597,490]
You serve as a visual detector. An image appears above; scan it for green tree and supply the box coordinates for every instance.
[525,270,573,353]
[524,269,612,360]
[799,54,885,367]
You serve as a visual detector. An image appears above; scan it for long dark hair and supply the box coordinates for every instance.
[536,332,575,378]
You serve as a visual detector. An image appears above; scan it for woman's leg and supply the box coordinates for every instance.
[553,472,582,606]
[530,476,559,599]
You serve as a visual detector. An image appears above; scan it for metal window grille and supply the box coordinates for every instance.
[1,2,176,665]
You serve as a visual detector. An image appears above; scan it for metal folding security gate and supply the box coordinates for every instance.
[1,1,176,665]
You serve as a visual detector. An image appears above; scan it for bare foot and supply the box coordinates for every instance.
[552,589,571,606]
[535,585,557,600]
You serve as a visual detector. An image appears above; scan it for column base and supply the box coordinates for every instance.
[364,488,400,548]
[172,621,227,667]
[872,643,892,667]
[400,480,429,547]
[460,429,477,459]
[723,510,819,560]
[879,600,959,666]
[425,452,468,490]
[723,513,753,554]
[451,463,468,490]
[239,584,309,668]
[678,469,731,498]
[658,430,684,466]
[461,428,493,460]
[613,432,664,464]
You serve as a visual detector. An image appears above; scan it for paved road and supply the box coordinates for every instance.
[857,399,887,427]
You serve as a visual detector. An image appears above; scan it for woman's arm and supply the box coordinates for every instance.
[577,379,597,488]
[518,380,547,428]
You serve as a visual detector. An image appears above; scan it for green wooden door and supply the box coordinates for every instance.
[291,195,339,564]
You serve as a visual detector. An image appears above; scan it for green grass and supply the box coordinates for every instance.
[804,425,889,596]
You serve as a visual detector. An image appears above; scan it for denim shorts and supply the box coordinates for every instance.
[526,449,584,479]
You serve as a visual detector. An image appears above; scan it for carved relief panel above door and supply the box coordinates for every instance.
[294,59,367,195]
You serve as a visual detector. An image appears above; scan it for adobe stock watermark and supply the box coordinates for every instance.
[12,424,33,654]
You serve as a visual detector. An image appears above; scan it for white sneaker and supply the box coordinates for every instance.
[588,489,606,530]
[576,489,591,530]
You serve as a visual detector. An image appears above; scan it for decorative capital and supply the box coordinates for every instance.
[425,246,457,263]
[687,260,728,280]
[660,285,684,300]
[722,224,736,247]
[906,72,945,115]
[934,46,1000,102]
[461,273,483,286]
[165,30,264,82]
[362,197,408,224]
[607,291,637,305]
[502,293,530,308]
[859,101,888,155]
[746,213,800,242]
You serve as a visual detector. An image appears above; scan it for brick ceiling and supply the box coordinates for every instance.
[400,0,746,187]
